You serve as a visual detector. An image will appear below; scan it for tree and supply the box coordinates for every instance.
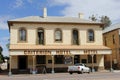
[6,38,10,50]
[0,46,4,63]
[100,16,111,29]
[89,15,112,29]
[6,43,9,50]
[89,14,98,21]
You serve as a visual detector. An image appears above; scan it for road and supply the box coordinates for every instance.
[0,72,120,80]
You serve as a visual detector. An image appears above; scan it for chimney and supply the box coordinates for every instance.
[43,7,47,18]
[78,13,84,19]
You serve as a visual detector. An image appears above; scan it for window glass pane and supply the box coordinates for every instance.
[81,59,87,63]
[94,55,97,63]
[88,29,94,41]
[54,55,64,64]
[55,29,62,41]
[87,55,96,63]
[72,30,79,45]
[19,29,26,41]
[55,31,61,39]
[38,29,44,45]
[113,35,115,44]
[88,55,92,63]
[36,55,46,64]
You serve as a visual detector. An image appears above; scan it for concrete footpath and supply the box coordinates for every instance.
[0,70,120,80]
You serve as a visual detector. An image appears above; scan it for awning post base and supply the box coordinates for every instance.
[8,72,12,76]
[51,70,55,74]
[110,68,114,72]
[92,68,95,72]
[32,71,36,74]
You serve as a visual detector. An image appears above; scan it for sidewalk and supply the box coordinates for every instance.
[1,70,120,77]
[98,69,120,73]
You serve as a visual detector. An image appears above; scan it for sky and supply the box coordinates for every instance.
[0,0,120,56]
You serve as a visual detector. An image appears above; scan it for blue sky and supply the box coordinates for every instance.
[0,0,120,56]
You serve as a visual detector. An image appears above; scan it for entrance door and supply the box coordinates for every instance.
[74,55,80,64]
[18,56,27,70]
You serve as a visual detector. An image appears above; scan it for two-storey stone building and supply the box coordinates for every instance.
[103,23,120,70]
[8,8,111,74]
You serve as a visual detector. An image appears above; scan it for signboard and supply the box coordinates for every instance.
[24,50,51,55]
[84,50,97,54]
[24,50,71,55]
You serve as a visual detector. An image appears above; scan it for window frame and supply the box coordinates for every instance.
[87,55,97,63]
[104,37,107,46]
[112,35,115,44]
[54,55,64,64]
[72,29,79,45]
[54,28,62,42]
[87,29,95,42]
[37,28,45,45]
[36,55,46,64]
[18,27,27,42]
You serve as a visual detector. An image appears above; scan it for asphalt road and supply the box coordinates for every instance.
[0,72,120,80]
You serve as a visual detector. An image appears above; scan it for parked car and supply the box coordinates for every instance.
[68,63,91,74]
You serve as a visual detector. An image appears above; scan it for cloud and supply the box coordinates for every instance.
[27,0,33,4]
[0,16,10,30]
[11,0,36,9]
[0,16,14,30]
[0,37,9,56]
[1,37,9,41]
[12,0,24,8]
[0,22,8,30]
[50,0,120,22]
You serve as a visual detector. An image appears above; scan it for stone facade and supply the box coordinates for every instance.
[103,29,120,69]
[8,14,111,74]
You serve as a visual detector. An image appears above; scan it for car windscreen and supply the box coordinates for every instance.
[75,63,83,66]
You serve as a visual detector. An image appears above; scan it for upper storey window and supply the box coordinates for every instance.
[88,29,94,42]
[19,28,27,41]
[55,29,62,42]
[37,28,44,45]
[72,29,79,45]
[112,35,115,44]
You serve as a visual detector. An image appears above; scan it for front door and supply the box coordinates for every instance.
[74,55,80,64]
[18,56,27,70]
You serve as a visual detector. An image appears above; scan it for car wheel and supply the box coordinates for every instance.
[69,72,73,74]
[88,69,91,74]
[77,72,80,74]
[81,69,83,74]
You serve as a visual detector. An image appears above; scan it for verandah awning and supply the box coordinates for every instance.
[9,44,111,55]
[10,44,111,50]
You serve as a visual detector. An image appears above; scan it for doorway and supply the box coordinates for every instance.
[18,56,27,70]
[74,55,80,64]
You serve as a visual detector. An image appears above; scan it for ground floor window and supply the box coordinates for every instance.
[81,59,87,63]
[87,55,97,63]
[54,55,64,64]
[36,55,46,64]
[74,55,80,64]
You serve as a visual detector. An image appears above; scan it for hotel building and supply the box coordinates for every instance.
[8,8,111,74]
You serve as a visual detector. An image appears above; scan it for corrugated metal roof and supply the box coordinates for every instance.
[103,22,120,33]
[10,44,111,50]
[8,16,102,24]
